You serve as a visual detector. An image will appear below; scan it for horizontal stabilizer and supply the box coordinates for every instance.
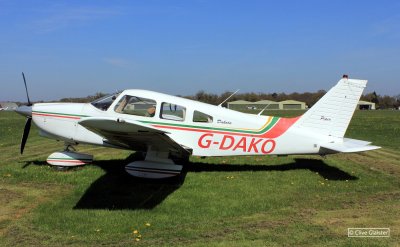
[342,138,371,146]
[320,138,380,153]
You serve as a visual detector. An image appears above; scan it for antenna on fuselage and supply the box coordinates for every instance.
[257,103,271,116]
[218,89,240,107]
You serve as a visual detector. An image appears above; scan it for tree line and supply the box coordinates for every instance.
[183,90,400,109]
[29,90,400,109]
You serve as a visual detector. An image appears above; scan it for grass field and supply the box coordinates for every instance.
[0,110,399,246]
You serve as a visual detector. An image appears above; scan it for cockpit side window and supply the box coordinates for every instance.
[114,95,157,117]
[193,111,213,123]
[160,102,186,121]
[91,93,120,111]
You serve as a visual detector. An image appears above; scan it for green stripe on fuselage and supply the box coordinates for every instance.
[33,110,279,135]
[140,116,279,134]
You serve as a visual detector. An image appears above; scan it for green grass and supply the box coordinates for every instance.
[0,110,399,246]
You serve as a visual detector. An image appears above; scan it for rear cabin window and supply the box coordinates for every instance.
[193,111,213,123]
[160,102,186,121]
[114,95,157,117]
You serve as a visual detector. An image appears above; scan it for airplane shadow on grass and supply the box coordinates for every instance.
[23,155,358,210]
[73,155,358,210]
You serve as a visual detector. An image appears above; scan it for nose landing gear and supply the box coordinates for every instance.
[46,144,93,170]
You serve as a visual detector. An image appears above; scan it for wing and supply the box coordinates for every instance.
[78,117,189,154]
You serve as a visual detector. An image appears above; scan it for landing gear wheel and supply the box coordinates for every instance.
[46,143,93,168]
[53,166,71,171]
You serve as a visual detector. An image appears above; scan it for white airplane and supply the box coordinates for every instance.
[16,74,380,178]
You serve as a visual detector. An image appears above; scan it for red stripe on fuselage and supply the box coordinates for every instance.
[259,116,300,138]
[153,116,300,138]
[32,112,81,120]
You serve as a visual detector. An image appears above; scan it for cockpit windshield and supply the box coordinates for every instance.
[91,92,120,111]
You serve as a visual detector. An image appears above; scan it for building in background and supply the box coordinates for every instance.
[229,99,377,111]
[279,100,307,110]
[0,102,18,111]
[228,100,307,111]
[357,101,376,110]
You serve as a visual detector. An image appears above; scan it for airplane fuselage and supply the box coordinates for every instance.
[31,89,336,157]
[15,77,380,178]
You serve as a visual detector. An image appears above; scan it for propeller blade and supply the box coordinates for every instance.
[20,117,32,154]
[22,72,32,106]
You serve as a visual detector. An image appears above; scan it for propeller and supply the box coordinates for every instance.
[21,117,32,154]
[22,72,32,106]
[16,72,33,154]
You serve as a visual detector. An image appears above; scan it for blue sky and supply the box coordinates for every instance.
[1,0,399,101]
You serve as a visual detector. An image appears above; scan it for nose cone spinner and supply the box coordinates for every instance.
[15,105,32,117]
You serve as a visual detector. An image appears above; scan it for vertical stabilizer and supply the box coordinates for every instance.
[294,76,367,138]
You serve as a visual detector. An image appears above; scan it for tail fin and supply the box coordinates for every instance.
[294,76,367,138]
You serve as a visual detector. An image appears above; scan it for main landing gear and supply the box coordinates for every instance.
[46,144,186,179]
[125,147,185,179]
